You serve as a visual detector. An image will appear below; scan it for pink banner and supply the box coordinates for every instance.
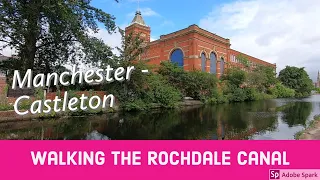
[0,141,319,180]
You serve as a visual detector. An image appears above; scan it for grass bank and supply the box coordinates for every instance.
[0,99,203,122]
[295,115,320,140]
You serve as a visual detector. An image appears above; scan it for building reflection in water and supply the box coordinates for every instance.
[0,96,318,140]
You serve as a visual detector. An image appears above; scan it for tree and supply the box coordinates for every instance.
[259,66,277,87]
[237,54,250,68]
[0,0,117,75]
[105,28,150,103]
[247,65,277,92]
[278,66,314,97]
[220,67,248,101]
[221,67,247,88]
[158,61,218,100]
[114,28,147,66]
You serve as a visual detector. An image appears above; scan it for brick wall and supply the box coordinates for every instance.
[125,23,151,43]
[1,91,114,104]
[127,23,276,79]
[46,91,112,100]
[6,97,36,104]
[0,76,7,95]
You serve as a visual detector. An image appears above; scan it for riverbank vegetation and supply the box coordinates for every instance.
[97,27,313,111]
[295,115,320,140]
[0,0,315,113]
[278,66,314,98]
[0,30,315,113]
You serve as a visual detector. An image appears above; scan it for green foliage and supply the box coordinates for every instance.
[105,28,150,105]
[114,28,147,66]
[268,83,295,98]
[144,74,182,108]
[229,88,247,102]
[281,102,313,127]
[0,96,11,111]
[157,61,185,85]
[2,84,8,96]
[220,66,277,103]
[184,70,218,99]
[0,97,32,111]
[278,66,314,97]
[245,88,258,101]
[237,54,250,68]
[260,66,278,87]
[0,0,117,75]
[221,67,247,88]
[34,88,45,100]
[67,90,105,116]
[158,61,218,100]
[121,99,149,112]
[205,89,229,104]
[247,66,277,92]
[114,69,182,111]
[103,32,181,111]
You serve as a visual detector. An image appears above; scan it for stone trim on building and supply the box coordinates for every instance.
[125,11,276,76]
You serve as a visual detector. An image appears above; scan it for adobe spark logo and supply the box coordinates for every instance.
[270,170,280,179]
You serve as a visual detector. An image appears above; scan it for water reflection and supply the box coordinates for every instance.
[281,102,312,127]
[0,95,319,140]
[86,130,110,140]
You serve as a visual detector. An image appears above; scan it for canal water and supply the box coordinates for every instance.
[1,95,320,140]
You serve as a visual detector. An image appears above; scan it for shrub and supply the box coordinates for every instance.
[121,99,149,111]
[268,83,295,98]
[144,74,182,108]
[34,87,45,99]
[158,61,218,100]
[221,67,247,87]
[228,88,247,102]
[205,89,229,104]
[278,66,314,97]
[245,88,257,101]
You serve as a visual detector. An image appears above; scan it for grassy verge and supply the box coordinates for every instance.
[294,115,320,140]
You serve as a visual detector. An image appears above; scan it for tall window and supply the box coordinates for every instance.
[201,53,206,72]
[170,49,184,67]
[220,58,225,74]
[210,52,217,74]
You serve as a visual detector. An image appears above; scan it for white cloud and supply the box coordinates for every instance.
[92,28,122,51]
[199,0,320,81]
[160,20,175,27]
[127,7,160,17]
[0,42,15,56]
[65,29,122,71]
[150,36,158,42]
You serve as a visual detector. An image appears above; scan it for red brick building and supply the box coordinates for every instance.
[125,11,276,78]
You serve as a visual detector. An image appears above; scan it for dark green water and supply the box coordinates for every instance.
[1,95,320,140]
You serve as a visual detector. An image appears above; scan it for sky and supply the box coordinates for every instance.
[1,0,319,81]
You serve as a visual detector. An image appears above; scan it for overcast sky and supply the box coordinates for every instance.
[1,0,319,81]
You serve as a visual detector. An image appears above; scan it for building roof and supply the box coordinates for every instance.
[130,11,148,27]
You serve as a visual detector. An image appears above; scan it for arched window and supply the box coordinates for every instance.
[210,52,217,74]
[201,53,206,72]
[220,58,225,74]
[170,49,184,67]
